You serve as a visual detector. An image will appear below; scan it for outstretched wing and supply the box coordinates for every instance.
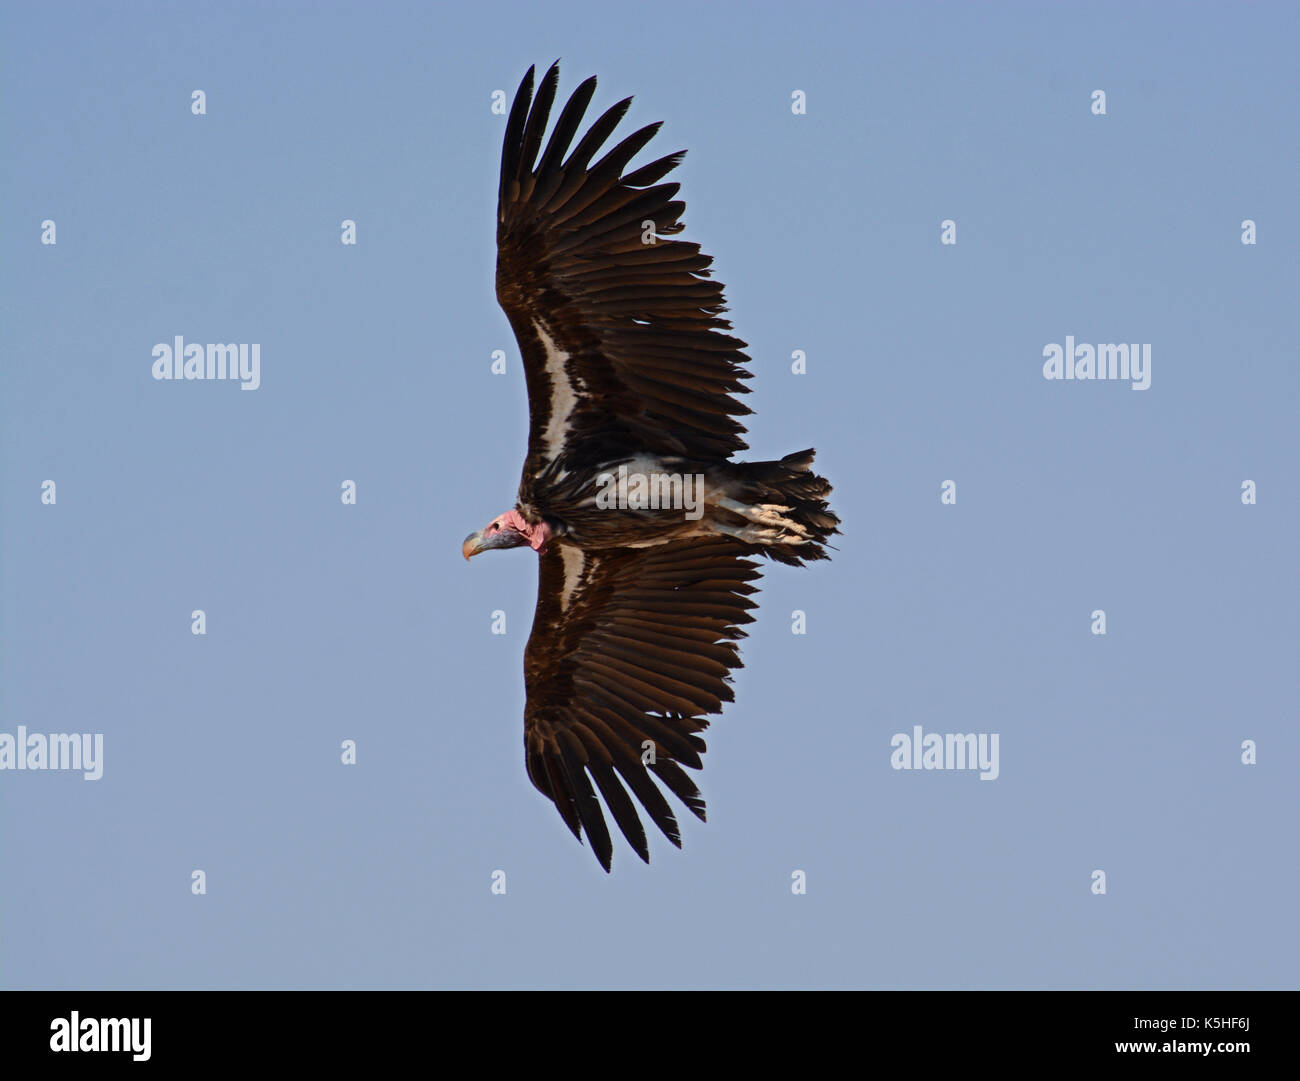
[496,63,752,472]
[523,539,761,870]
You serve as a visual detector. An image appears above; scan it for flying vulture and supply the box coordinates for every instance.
[463,63,839,870]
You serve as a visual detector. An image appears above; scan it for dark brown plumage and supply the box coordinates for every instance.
[523,539,760,869]
[465,63,838,870]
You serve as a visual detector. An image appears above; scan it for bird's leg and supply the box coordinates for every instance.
[714,496,811,537]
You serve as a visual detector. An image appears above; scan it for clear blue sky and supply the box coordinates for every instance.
[2,0,1296,989]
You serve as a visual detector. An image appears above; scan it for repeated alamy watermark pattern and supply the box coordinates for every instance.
[0,727,103,780]
[595,464,706,521]
[1042,337,1150,390]
[151,336,261,390]
[891,725,999,780]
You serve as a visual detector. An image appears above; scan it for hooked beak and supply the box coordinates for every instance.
[462,526,526,560]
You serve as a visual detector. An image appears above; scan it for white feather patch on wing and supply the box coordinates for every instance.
[535,321,579,462]
[558,545,589,614]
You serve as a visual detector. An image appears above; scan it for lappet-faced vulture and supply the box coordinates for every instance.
[463,63,839,870]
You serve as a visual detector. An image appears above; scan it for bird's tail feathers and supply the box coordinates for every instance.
[713,449,840,565]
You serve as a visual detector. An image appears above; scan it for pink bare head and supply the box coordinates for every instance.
[462,509,552,560]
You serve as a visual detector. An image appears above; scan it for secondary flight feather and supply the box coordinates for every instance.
[463,62,839,871]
